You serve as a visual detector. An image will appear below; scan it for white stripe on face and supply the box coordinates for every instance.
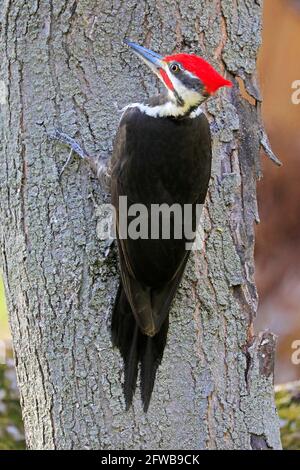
[164,67,207,108]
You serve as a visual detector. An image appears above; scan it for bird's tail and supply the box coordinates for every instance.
[111,283,169,412]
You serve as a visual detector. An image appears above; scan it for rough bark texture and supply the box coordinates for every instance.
[0,0,281,449]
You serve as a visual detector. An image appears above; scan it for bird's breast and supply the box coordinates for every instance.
[121,112,204,205]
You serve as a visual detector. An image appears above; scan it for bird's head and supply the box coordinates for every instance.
[124,40,232,115]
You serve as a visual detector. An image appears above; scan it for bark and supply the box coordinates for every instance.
[0,0,281,450]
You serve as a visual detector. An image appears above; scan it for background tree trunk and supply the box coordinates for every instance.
[0,0,281,450]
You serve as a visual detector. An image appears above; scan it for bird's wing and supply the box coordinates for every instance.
[116,233,190,336]
[111,107,211,336]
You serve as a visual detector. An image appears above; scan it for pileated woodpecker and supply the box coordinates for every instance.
[111,40,232,411]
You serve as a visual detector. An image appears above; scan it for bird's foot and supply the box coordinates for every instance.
[37,122,111,187]
[37,123,87,178]
[103,238,115,258]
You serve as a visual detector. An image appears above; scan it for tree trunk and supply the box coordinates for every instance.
[0,0,281,450]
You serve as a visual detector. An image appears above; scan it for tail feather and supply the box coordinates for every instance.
[111,285,139,408]
[140,317,169,412]
[111,283,169,411]
[123,325,139,409]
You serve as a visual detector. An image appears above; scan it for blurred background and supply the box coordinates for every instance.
[0,0,299,449]
[256,0,300,384]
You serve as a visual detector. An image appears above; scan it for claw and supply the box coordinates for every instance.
[37,123,110,186]
[59,149,74,179]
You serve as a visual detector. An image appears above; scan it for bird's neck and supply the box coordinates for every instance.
[122,93,203,119]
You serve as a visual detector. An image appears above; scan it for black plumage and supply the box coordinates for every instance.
[110,103,212,411]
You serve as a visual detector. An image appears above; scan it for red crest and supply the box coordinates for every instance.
[164,53,232,93]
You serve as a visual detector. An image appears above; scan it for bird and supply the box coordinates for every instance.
[110,40,232,412]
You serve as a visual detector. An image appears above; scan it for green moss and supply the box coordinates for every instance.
[275,381,300,450]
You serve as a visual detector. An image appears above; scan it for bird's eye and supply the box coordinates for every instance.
[170,63,180,73]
